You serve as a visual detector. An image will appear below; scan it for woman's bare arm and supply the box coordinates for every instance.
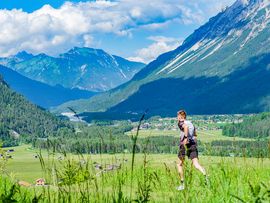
[183,124,189,145]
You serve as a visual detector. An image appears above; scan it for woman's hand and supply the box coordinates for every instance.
[182,138,188,145]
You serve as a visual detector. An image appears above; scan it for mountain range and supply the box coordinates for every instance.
[54,0,270,118]
[0,47,145,92]
[0,65,96,108]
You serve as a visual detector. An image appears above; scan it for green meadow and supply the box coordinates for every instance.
[1,141,270,202]
[125,129,254,142]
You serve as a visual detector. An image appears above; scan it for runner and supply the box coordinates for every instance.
[176,110,207,191]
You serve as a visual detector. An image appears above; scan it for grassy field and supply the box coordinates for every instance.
[125,129,254,143]
[1,128,252,183]
[4,145,44,182]
[1,144,269,202]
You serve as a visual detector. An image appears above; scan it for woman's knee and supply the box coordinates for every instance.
[193,163,200,169]
[178,159,184,167]
[192,159,200,168]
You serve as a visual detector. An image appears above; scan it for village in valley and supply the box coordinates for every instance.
[130,114,246,132]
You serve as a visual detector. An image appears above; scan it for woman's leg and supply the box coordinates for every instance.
[192,158,206,175]
[176,157,185,190]
[177,157,185,181]
[177,145,186,182]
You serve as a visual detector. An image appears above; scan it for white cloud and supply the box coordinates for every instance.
[83,34,94,47]
[0,0,234,57]
[127,36,183,63]
[201,0,236,15]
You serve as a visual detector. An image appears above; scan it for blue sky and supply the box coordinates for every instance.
[0,0,94,12]
[0,0,235,63]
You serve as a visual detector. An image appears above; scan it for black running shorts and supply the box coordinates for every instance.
[178,144,198,160]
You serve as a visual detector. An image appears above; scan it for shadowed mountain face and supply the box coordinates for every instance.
[54,0,270,117]
[108,53,270,116]
[77,53,270,121]
[0,47,145,92]
[0,65,96,108]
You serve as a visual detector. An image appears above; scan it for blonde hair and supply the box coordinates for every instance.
[177,110,187,119]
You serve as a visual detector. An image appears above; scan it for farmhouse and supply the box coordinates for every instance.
[36,178,45,186]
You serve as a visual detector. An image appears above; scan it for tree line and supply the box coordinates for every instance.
[32,123,269,158]
[0,75,74,146]
[222,112,270,139]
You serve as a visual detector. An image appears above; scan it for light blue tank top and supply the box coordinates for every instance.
[180,120,195,142]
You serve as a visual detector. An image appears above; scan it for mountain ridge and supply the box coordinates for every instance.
[0,65,96,108]
[0,47,145,92]
[52,0,270,117]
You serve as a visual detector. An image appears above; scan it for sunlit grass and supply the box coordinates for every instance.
[2,144,270,202]
[125,129,254,143]
[1,123,269,203]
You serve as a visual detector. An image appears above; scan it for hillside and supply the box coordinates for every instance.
[222,112,270,138]
[0,48,145,92]
[54,0,270,118]
[0,65,96,108]
[0,76,73,146]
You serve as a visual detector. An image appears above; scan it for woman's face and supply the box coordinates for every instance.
[177,114,185,122]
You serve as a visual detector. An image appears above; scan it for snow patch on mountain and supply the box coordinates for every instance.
[168,53,196,74]
[80,64,87,75]
[156,41,205,75]
[157,0,270,73]
[199,39,225,61]
[261,0,270,9]
[119,69,127,79]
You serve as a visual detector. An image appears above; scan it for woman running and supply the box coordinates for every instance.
[176,110,207,191]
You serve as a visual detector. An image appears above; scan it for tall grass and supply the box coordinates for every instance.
[130,111,147,201]
[1,153,270,202]
[0,116,270,202]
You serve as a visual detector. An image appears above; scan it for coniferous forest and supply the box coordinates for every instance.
[0,75,74,147]
[222,112,270,139]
